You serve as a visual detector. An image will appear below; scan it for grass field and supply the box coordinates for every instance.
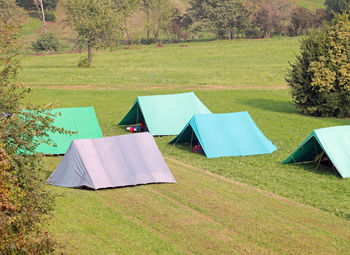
[18,32,350,253]
[43,158,350,254]
[19,37,300,88]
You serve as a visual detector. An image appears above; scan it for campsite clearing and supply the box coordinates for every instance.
[19,36,350,253]
[45,157,350,254]
[29,88,350,221]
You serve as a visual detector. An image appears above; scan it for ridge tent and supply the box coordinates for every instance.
[119,92,211,136]
[36,107,103,154]
[47,132,176,189]
[283,126,350,178]
[170,112,277,158]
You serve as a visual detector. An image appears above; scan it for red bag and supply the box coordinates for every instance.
[192,145,203,154]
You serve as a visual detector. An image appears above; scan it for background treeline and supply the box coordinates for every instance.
[14,0,350,46]
[14,0,343,45]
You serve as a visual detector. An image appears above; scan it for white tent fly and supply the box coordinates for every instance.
[47,133,176,189]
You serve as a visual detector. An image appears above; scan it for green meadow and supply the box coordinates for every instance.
[19,37,299,88]
[21,36,350,253]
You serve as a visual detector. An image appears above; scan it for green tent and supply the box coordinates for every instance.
[36,107,103,154]
[119,92,211,136]
[283,125,350,178]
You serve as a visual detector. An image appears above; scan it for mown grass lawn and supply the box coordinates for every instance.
[29,88,350,222]
[19,37,300,88]
[43,157,350,254]
[21,35,350,253]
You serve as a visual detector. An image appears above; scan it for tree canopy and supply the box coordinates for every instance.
[286,14,350,117]
[66,0,123,64]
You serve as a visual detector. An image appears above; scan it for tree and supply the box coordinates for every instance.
[286,14,350,117]
[188,0,249,39]
[113,0,140,44]
[288,6,313,36]
[34,0,47,33]
[0,21,71,254]
[66,0,123,65]
[325,0,350,18]
[254,0,292,38]
[15,0,59,11]
[150,0,176,40]
[141,0,154,40]
[0,0,26,27]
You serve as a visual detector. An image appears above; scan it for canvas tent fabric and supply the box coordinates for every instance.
[283,125,350,178]
[170,111,277,158]
[119,92,211,136]
[47,132,176,189]
[36,107,103,154]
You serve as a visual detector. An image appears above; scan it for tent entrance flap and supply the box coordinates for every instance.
[283,126,350,178]
[119,102,145,125]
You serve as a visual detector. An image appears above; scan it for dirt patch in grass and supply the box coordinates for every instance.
[26,83,288,90]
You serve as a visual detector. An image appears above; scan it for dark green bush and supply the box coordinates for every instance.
[286,14,350,117]
[44,11,57,22]
[31,32,61,52]
[78,58,90,68]
[16,0,59,11]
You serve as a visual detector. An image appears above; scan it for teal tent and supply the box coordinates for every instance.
[119,92,211,136]
[36,107,103,154]
[170,112,277,158]
[283,126,350,178]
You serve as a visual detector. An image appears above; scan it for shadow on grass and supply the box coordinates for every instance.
[290,162,342,178]
[239,98,300,114]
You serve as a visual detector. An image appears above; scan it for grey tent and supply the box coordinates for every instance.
[47,133,176,189]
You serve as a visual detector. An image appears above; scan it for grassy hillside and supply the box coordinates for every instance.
[44,157,350,254]
[18,37,299,88]
[28,88,350,221]
[296,0,325,9]
[19,0,324,48]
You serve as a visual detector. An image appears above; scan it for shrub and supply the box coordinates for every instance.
[32,32,61,52]
[45,11,57,22]
[16,0,59,11]
[78,57,90,68]
[286,14,350,117]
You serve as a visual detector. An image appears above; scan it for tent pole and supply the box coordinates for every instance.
[190,130,193,150]
[169,126,188,152]
[314,151,324,170]
[136,104,139,123]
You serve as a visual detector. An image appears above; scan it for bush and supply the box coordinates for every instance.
[32,32,61,52]
[140,38,156,45]
[78,57,90,68]
[45,11,57,22]
[16,0,59,11]
[286,14,350,117]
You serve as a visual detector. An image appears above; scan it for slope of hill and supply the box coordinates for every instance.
[19,0,325,48]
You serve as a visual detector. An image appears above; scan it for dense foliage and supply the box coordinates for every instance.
[0,22,70,254]
[325,0,350,18]
[32,32,61,52]
[286,14,350,117]
[0,0,26,27]
[15,0,59,11]
[188,0,326,39]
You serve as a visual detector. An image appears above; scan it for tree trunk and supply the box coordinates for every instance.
[146,11,150,40]
[124,20,132,45]
[38,0,46,33]
[87,43,92,64]
[264,26,270,38]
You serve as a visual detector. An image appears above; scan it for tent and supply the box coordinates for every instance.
[119,92,211,136]
[283,126,350,178]
[47,132,176,189]
[170,111,277,158]
[36,107,103,154]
